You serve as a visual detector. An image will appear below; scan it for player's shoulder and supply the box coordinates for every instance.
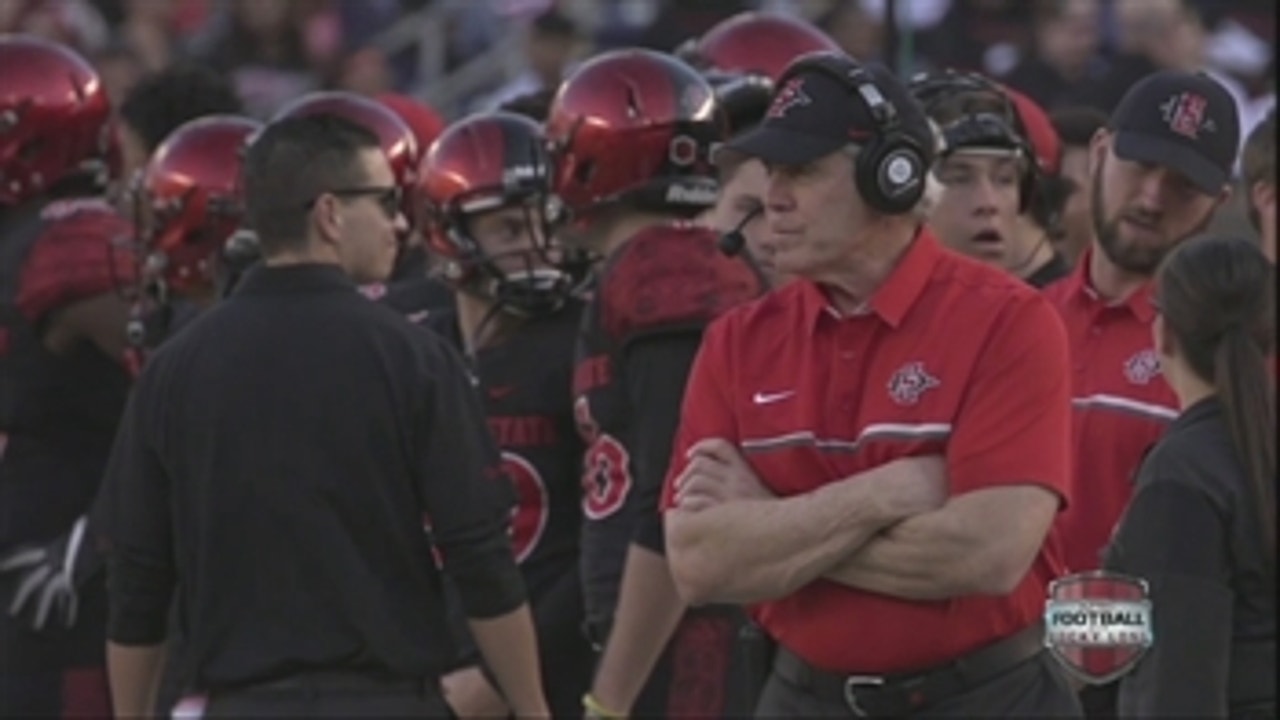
[514,293,583,338]
[15,197,135,324]
[372,275,457,323]
[29,198,132,255]
[698,278,804,351]
[417,306,463,349]
[598,220,765,344]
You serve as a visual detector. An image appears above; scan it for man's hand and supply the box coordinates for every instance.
[673,438,774,511]
[0,516,93,631]
[441,666,510,718]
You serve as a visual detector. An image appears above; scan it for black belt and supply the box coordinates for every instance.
[772,622,1045,717]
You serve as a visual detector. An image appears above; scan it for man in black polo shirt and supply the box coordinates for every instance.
[100,114,549,718]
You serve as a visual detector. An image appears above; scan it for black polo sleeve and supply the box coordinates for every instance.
[416,341,526,619]
[622,332,703,554]
[102,383,176,645]
[1105,480,1234,717]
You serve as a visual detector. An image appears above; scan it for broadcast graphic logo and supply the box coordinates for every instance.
[1044,571,1154,684]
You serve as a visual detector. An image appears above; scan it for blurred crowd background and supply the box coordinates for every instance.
[5,0,1273,226]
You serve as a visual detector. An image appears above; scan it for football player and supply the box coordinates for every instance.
[0,36,136,718]
[545,48,766,718]
[375,92,446,283]
[417,110,591,719]
[122,115,262,373]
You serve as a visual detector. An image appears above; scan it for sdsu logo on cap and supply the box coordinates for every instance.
[1160,92,1216,140]
[768,77,812,119]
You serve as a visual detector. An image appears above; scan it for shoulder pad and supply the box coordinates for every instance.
[418,307,462,347]
[600,221,765,344]
[16,199,136,325]
[380,275,456,319]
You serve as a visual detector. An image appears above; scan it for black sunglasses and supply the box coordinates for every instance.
[306,186,401,219]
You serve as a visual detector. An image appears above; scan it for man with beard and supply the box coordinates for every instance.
[1042,70,1239,718]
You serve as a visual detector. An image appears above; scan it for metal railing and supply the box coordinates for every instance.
[364,3,526,118]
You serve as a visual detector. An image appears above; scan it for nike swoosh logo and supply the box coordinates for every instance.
[753,390,795,405]
[488,385,516,400]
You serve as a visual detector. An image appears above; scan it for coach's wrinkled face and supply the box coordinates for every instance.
[762,147,871,281]
[1088,129,1225,276]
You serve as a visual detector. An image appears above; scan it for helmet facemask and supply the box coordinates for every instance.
[439,189,572,319]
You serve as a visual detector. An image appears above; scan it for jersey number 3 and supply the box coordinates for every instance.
[574,397,632,520]
[503,451,549,563]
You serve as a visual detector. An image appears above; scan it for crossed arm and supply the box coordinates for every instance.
[664,440,1059,606]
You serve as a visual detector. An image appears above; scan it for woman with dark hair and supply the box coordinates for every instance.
[1104,234,1276,718]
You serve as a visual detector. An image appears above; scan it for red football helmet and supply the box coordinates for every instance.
[134,115,261,298]
[0,35,114,205]
[376,93,446,155]
[1000,86,1062,177]
[679,12,839,132]
[687,12,840,83]
[418,111,569,316]
[272,91,421,225]
[545,48,727,220]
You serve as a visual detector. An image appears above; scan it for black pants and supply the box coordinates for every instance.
[0,575,110,718]
[1079,680,1118,718]
[755,650,1083,718]
[193,674,455,718]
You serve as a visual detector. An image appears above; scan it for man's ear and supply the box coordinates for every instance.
[1250,179,1276,215]
[313,195,344,246]
[1086,127,1110,177]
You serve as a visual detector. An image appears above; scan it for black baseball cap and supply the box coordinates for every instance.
[1108,70,1240,195]
[722,55,934,167]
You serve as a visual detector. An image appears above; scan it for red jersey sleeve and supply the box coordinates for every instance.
[946,293,1073,507]
[16,199,136,325]
[659,313,738,512]
[600,221,763,346]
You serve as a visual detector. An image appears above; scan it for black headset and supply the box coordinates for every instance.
[717,205,762,256]
[777,54,930,216]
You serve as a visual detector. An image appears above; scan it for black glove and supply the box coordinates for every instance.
[0,516,94,631]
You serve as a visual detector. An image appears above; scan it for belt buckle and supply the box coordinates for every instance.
[842,675,885,717]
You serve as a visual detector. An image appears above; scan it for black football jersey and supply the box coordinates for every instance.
[571,221,765,626]
[421,300,584,594]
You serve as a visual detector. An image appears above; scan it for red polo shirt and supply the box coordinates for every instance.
[662,230,1072,674]
[1042,249,1178,573]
